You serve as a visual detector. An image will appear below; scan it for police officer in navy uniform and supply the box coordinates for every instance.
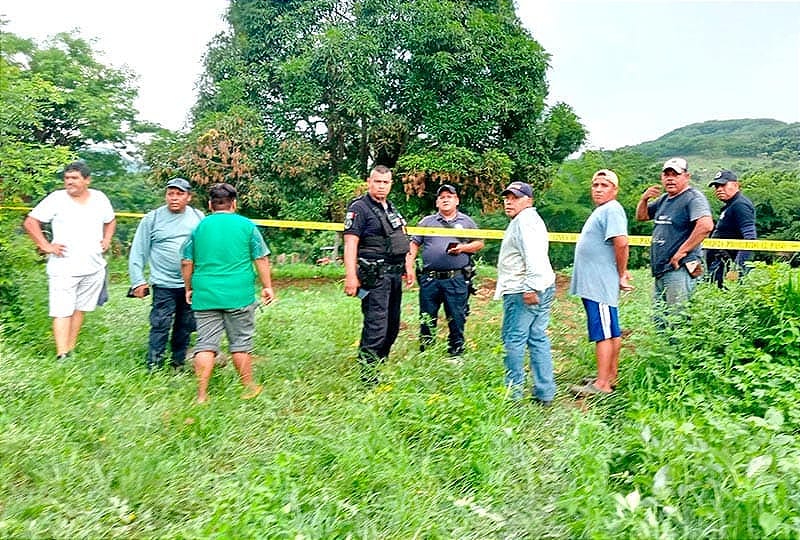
[406,184,484,357]
[705,169,757,288]
[344,165,412,381]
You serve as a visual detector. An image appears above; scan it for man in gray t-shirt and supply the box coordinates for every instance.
[569,169,632,396]
[636,157,713,328]
[406,185,484,357]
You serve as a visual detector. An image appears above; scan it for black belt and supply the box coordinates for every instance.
[424,269,462,279]
[384,263,405,274]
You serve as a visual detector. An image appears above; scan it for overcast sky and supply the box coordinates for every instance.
[3,1,799,150]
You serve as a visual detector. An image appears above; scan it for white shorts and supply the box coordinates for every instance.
[48,268,106,318]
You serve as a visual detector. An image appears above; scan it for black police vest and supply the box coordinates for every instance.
[356,196,410,262]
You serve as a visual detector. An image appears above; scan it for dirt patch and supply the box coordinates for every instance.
[271,274,573,299]
[474,273,571,299]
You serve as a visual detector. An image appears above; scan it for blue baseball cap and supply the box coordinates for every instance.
[501,181,533,198]
[437,184,458,196]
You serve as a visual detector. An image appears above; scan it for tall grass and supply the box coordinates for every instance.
[2,261,799,538]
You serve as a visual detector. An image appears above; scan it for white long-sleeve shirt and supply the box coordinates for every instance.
[494,207,555,299]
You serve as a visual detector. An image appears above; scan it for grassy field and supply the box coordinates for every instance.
[2,261,800,539]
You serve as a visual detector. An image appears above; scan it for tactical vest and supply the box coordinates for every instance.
[356,196,410,262]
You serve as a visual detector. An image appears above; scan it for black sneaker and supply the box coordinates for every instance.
[532,397,553,408]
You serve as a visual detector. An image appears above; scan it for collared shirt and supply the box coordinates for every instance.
[411,211,478,270]
[711,191,756,241]
[708,190,757,266]
[343,194,408,263]
[494,207,555,299]
[129,205,204,288]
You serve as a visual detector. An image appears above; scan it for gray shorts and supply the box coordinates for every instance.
[194,303,257,354]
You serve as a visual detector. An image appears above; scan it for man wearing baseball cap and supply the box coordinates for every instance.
[569,169,633,396]
[128,178,204,372]
[494,181,556,405]
[406,184,484,358]
[636,158,713,327]
[706,169,756,288]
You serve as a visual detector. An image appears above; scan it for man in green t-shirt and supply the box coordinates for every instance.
[181,183,275,404]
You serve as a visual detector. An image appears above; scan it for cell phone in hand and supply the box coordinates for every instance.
[126,286,150,298]
[447,242,460,255]
[684,260,703,278]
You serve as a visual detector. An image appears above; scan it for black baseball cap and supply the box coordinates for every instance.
[709,169,737,187]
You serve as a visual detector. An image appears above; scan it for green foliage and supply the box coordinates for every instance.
[3,260,800,537]
[0,266,573,538]
[396,145,514,214]
[560,264,800,538]
[629,118,800,165]
[0,28,139,150]
[741,169,800,240]
[175,0,584,223]
[0,25,149,327]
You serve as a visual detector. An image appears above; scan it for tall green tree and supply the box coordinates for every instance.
[0,25,141,203]
[151,0,584,220]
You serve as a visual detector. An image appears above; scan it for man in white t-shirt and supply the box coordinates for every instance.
[23,161,116,359]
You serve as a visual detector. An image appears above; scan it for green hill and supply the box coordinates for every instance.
[621,118,800,184]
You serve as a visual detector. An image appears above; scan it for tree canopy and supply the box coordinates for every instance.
[0,25,141,203]
[145,0,585,220]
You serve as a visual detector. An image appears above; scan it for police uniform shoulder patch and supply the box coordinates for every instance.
[344,211,356,230]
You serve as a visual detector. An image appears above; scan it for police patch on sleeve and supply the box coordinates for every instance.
[344,211,356,230]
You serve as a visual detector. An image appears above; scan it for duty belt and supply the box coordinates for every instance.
[424,269,462,279]
[384,263,405,274]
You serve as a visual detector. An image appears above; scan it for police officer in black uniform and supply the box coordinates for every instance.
[344,165,412,381]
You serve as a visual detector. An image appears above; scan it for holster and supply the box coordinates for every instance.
[358,258,384,289]
[462,264,478,295]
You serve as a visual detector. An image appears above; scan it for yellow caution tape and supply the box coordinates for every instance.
[3,206,799,252]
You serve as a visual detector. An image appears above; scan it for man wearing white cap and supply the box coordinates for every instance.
[569,169,633,396]
[636,158,713,327]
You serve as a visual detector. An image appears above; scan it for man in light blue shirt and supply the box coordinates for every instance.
[494,181,556,405]
[128,178,204,371]
[569,169,633,397]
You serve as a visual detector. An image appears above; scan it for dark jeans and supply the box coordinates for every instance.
[418,273,469,355]
[147,286,195,369]
[358,271,403,366]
